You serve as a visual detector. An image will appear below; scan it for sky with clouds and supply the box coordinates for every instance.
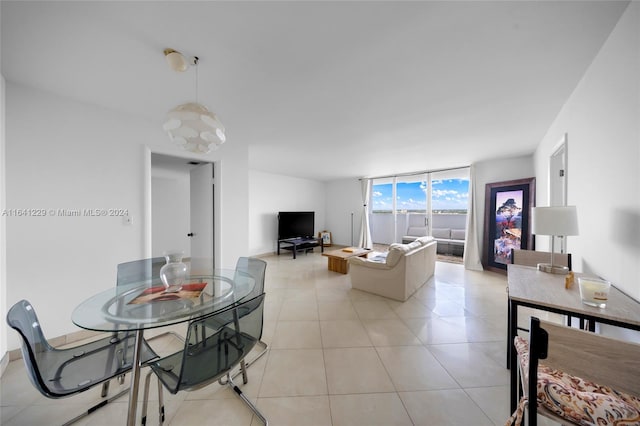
[372,179,469,211]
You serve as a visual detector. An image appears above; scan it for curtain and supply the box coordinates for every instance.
[463,164,484,271]
[358,179,373,249]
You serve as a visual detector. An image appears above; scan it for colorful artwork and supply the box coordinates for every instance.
[483,178,535,273]
[493,190,523,265]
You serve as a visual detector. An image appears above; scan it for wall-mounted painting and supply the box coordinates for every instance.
[483,178,535,273]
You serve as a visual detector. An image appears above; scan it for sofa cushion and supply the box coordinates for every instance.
[386,245,409,266]
[368,251,388,263]
[432,228,451,239]
[451,229,466,240]
[406,227,427,236]
[406,241,421,251]
[416,236,434,245]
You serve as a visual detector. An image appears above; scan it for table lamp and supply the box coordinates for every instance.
[531,206,579,274]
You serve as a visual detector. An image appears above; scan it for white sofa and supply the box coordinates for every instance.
[348,236,437,301]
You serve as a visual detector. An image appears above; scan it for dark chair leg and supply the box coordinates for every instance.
[101,381,110,398]
[141,371,153,426]
[157,376,164,424]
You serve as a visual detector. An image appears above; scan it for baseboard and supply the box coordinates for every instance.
[0,351,9,377]
[254,252,275,258]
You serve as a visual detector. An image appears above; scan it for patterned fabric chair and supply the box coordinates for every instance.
[507,317,640,426]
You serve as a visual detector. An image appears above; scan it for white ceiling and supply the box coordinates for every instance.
[1,1,629,181]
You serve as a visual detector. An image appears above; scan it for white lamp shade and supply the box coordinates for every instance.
[164,102,226,154]
[532,206,579,236]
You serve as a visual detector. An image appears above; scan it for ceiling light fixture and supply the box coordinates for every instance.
[162,48,226,154]
[164,48,189,72]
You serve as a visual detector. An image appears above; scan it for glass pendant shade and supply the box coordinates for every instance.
[163,102,226,154]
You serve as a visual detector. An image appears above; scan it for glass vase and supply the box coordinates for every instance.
[160,251,187,293]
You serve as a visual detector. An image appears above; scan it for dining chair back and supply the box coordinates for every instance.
[508,316,640,426]
[116,257,184,343]
[236,256,267,295]
[509,248,574,333]
[511,249,572,270]
[231,257,268,381]
[117,257,165,286]
[141,293,268,425]
[6,299,158,424]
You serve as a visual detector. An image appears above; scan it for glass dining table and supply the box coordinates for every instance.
[72,269,256,426]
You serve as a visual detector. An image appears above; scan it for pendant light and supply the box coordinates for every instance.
[162,48,226,154]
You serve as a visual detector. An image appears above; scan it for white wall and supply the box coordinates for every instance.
[325,179,362,246]
[534,2,639,302]
[472,154,535,263]
[248,170,326,255]
[1,74,7,364]
[217,140,250,269]
[5,84,148,346]
[4,82,251,350]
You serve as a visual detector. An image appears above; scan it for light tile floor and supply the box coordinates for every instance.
[1,253,562,425]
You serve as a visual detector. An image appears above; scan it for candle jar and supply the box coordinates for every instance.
[578,277,611,308]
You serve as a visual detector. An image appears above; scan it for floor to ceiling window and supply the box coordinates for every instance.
[370,168,469,249]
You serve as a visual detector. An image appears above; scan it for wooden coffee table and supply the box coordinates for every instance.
[322,247,371,274]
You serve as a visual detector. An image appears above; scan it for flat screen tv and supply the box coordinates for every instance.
[278,211,315,240]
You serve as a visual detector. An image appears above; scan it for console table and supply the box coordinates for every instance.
[277,237,323,259]
[507,264,640,413]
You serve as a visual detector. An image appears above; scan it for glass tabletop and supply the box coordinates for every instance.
[72,269,255,332]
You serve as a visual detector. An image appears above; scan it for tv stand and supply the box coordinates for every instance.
[277,237,323,259]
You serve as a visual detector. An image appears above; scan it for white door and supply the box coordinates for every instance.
[190,162,214,274]
[549,134,568,252]
[550,135,567,207]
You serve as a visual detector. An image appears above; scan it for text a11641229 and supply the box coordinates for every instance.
[1,208,129,217]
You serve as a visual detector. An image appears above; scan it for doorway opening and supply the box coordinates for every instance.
[150,153,215,272]
[549,133,568,253]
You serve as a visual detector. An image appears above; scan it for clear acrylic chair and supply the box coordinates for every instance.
[6,299,159,425]
[117,257,165,286]
[231,257,268,381]
[117,257,185,346]
[141,293,268,425]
